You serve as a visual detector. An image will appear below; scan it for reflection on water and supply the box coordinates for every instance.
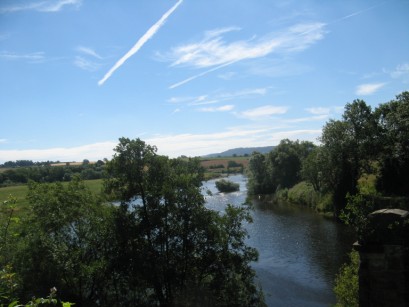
[203,174,354,307]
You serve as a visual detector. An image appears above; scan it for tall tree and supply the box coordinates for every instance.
[104,138,265,306]
[16,177,114,305]
[320,100,375,216]
[375,91,409,195]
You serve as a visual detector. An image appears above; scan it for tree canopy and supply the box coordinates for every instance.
[1,137,265,307]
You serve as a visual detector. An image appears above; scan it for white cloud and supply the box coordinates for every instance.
[98,0,183,86]
[73,56,101,71]
[284,114,329,123]
[147,128,272,157]
[168,87,269,107]
[0,139,7,144]
[0,0,82,13]
[0,51,45,62]
[76,46,103,59]
[390,63,409,79]
[199,105,234,112]
[355,82,386,95]
[0,141,116,163]
[204,27,241,39]
[167,22,326,69]
[169,60,236,89]
[0,126,324,162]
[237,105,288,120]
[167,22,325,88]
[305,107,330,115]
[147,127,321,157]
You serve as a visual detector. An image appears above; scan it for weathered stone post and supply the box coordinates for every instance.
[354,209,409,307]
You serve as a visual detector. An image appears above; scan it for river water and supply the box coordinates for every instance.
[202,174,355,307]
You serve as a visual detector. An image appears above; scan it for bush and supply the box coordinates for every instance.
[287,181,319,208]
[215,179,240,193]
[334,250,359,307]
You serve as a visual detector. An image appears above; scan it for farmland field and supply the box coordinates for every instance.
[0,179,104,212]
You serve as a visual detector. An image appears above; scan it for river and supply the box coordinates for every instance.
[202,174,354,307]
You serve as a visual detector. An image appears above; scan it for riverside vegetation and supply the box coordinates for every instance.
[1,91,408,306]
[0,138,264,307]
[246,91,409,306]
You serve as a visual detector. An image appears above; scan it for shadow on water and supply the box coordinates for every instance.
[203,174,355,307]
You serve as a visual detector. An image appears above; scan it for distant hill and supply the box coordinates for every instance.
[203,146,275,158]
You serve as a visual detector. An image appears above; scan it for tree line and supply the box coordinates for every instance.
[247,91,409,218]
[1,138,265,306]
[0,160,105,187]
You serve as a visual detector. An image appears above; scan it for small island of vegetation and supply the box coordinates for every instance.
[215,178,240,193]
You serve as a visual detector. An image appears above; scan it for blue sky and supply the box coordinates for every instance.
[1,0,408,162]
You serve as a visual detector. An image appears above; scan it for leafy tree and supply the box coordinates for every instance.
[104,137,264,306]
[15,177,114,305]
[301,146,325,192]
[375,91,409,196]
[319,100,375,217]
[247,152,274,195]
[267,140,309,189]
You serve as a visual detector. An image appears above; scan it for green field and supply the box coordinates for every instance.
[0,179,104,211]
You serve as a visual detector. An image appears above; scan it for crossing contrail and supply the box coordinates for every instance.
[98,0,183,86]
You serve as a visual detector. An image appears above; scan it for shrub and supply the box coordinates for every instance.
[334,250,359,307]
[215,179,240,193]
[287,181,319,208]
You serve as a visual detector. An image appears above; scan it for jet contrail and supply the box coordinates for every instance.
[169,60,238,89]
[98,0,183,86]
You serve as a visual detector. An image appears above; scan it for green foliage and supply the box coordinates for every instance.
[0,164,105,187]
[287,181,320,208]
[0,264,19,306]
[208,164,224,169]
[375,92,409,196]
[340,193,376,241]
[247,140,315,195]
[227,160,242,168]
[215,179,240,193]
[247,152,273,195]
[334,250,359,307]
[14,177,113,305]
[103,137,264,306]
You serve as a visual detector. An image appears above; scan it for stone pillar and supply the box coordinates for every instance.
[354,209,409,307]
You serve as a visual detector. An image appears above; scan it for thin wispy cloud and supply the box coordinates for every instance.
[76,46,103,59]
[167,22,325,88]
[169,60,237,89]
[74,56,101,71]
[390,63,409,79]
[168,23,325,68]
[168,87,269,107]
[305,107,330,115]
[199,105,234,112]
[0,139,7,144]
[237,105,288,120]
[331,2,387,24]
[0,51,45,62]
[98,0,183,86]
[0,0,82,13]
[356,82,386,95]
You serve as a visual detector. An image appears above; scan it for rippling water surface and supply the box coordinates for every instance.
[203,174,354,307]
